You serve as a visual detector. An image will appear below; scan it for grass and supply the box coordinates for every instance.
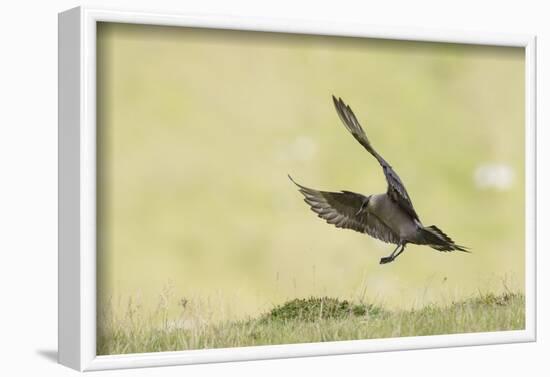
[98,292,524,355]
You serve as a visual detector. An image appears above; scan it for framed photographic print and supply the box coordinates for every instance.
[58,6,536,371]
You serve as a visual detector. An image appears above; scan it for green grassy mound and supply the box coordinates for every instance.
[263,297,385,322]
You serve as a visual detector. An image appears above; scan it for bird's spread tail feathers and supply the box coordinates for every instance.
[420,225,469,253]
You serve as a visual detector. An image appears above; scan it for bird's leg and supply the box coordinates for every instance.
[380,244,403,265]
[392,243,407,261]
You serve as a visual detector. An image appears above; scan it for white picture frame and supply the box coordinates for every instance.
[58,6,537,371]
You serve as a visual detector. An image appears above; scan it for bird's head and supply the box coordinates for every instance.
[355,196,371,216]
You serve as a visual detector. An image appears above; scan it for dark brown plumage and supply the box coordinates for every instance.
[290,96,469,264]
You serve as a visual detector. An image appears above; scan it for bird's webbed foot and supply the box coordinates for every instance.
[379,256,395,264]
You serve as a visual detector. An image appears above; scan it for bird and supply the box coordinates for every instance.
[289,96,469,264]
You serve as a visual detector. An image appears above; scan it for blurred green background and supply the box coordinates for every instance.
[97,23,524,322]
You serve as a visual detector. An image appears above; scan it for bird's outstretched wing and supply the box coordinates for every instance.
[289,175,399,244]
[332,95,419,221]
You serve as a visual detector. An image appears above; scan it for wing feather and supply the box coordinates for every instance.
[289,176,399,244]
[332,96,420,221]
